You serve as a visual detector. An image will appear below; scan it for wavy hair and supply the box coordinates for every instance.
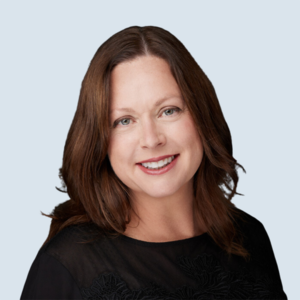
[43,25,249,259]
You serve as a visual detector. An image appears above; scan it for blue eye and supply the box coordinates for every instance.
[113,107,181,128]
[163,108,179,116]
[120,118,131,126]
[163,107,181,116]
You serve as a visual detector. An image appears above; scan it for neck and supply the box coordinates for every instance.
[124,180,206,242]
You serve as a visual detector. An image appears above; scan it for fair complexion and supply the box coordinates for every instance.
[108,55,205,242]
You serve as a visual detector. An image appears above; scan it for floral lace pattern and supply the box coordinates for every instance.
[80,253,286,300]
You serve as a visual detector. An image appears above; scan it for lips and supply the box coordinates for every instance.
[137,154,179,164]
[137,154,179,175]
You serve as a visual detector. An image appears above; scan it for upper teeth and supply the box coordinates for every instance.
[141,155,175,169]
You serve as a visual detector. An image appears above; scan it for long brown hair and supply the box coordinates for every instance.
[43,25,249,259]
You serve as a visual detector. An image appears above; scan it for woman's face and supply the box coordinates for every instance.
[108,56,203,200]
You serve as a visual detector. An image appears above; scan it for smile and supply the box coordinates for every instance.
[141,155,175,169]
[137,154,179,175]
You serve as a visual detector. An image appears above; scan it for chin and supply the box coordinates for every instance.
[139,185,180,199]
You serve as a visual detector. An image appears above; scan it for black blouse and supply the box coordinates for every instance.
[21,209,287,299]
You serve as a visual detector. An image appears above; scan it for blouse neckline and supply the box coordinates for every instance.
[119,231,209,247]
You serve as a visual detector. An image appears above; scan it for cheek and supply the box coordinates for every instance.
[174,118,202,150]
[107,134,134,169]
[107,135,122,167]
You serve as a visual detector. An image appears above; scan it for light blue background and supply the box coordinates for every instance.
[1,1,298,299]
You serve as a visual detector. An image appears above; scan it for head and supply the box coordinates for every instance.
[107,55,203,202]
[48,26,247,258]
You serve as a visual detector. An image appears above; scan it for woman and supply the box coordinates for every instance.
[21,26,287,299]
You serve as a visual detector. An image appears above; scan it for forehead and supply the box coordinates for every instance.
[109,56,183,113]
[110,95,184,114]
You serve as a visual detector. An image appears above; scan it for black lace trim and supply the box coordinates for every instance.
[80,253,286,300]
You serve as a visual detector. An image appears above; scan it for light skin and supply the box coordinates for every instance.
[108,55,205,242]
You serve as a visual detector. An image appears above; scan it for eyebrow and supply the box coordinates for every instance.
[110,95,182,114]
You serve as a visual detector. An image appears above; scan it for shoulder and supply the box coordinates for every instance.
[232,207,276,259]
[37,223,113,287]
[21,223,107,299]
[39,223,104,262]
[21,251,83,299]
[20,224,94,299]
[42,223,100,250]
[231,207,277,255]
[233,207,266,235]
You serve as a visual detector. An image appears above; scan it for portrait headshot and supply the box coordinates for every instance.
[1,1,298,299]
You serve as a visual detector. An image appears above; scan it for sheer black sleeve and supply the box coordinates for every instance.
[20,252,83,300]
[258,223,287,299]
[239,212,288,299]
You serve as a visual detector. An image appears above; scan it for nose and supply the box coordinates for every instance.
[139,119,166,149]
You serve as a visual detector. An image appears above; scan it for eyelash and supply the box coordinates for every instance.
[113,107,182,128]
